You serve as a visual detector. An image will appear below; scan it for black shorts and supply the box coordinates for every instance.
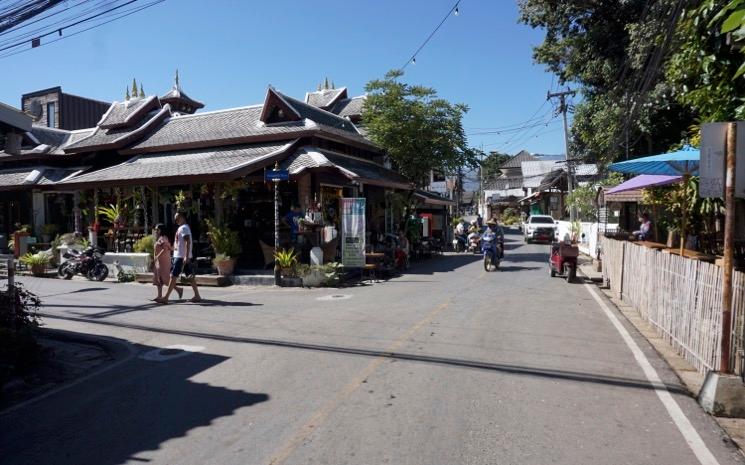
[171,257,194,277]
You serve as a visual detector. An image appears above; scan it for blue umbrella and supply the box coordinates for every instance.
[609,145,700,254]
[609,145,699,176]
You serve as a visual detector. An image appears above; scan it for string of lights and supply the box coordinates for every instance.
[401,0,461,70]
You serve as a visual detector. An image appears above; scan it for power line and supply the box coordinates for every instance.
[0,0,163,59]
[401,0,461,70]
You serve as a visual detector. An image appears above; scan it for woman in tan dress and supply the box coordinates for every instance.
[152,224,182,301]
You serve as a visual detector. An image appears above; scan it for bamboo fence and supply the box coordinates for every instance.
[601,237,745,374]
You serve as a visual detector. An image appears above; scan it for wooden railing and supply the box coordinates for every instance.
[601,238,745,374]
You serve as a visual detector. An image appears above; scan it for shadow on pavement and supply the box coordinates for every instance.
[406,253,481,275]
[39,313,688,396]
[504,252,550,263]
[0,335,269,465]
[48,299,261,319]
[497,265,542,272]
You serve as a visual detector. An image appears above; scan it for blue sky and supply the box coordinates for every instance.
[1,0,571,156]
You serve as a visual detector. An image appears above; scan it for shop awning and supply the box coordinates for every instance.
[415,189,455,206]
[56,140,297,188]
[0,166,86,191]
[604,189,645,203]
[282,146,412,190]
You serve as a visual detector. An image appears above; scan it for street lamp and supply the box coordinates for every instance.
[272,162,281,286]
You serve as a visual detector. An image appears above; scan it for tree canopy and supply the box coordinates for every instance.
[519,0,743,166]
[362,70,478,186]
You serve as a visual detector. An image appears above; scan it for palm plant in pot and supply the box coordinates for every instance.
[20,253,50,277]
[274,248,299,278]
[205,219,241,276]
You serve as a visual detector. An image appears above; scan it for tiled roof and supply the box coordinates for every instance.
[29,126,71,147]
[59,141,294,186]
[280,146,409,189]
[279,91,358,133]
[415,189,455,206]
[500,150,538,169]
[97,96,159,129]
[124,106,309,153]
[64,108,168,152]
[521,160,561,177]
[323,152,411,189]
[483,175,523,190]
[160,87,204,110]
[305,88,347,108]
[330,96,366,118]
[0,166,83,189]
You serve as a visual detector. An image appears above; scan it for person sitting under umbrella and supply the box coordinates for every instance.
[632,213,652,241]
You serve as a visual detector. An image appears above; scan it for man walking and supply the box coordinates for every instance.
[157,212,201,304]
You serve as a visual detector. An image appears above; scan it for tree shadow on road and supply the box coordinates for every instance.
[0,334,269,465]
[40,313,689,396]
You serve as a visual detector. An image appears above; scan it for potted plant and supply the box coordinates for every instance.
[20,252,50,277]
[205,219,241,276]
[40,224,58,243]
[274,248,299,278]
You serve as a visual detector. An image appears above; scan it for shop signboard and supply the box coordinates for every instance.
[341,198,365,268]
[265,169,289,182]
[701,122,745,198]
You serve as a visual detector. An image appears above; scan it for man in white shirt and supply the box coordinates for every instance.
[157,212,201,304]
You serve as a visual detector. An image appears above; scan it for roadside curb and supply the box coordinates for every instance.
[0,329,136,416]
[577,267,745,455]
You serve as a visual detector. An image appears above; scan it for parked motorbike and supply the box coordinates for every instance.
[58,245,109,281]
[481,230,500,272]
[549,240,578,283]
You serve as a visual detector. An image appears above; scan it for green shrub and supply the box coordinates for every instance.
[205,219,241,258]
[133,235,155,256]
[0,284,42,389]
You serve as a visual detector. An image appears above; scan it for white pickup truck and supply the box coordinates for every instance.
[523,215,558,243]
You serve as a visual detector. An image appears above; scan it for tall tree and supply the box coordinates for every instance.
[362,70,478,186]
[519,0,694,164]
[481,151,511,180]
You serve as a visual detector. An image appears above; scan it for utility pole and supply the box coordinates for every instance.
[547,88,577,222]
[479,143,484,218]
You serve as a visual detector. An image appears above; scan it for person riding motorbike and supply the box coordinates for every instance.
[485,218,505,258]
[453,219,467,251]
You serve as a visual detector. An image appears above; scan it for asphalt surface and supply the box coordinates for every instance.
[2,230,744,465]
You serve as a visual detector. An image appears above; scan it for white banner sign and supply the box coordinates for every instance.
[341,198,366,268]
[700,122,745,198]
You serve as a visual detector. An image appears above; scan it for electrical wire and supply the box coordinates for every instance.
[0,0,140,53]
[401,0,461,70]
[0,0,163,59]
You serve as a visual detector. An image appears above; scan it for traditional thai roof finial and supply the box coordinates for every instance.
[317,82,322,91]
[331,80,335,89]
[323,77,330,90]
[131,78,138,98]
[125,87,130,100]
[139,83,145,97]
[174,69,181,91]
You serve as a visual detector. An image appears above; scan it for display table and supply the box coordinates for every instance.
[662,248,716,263]
[634,241,667,250]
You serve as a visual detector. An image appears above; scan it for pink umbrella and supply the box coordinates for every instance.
[606,174,682,194]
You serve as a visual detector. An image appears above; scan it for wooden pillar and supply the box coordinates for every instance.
[214,184,223,226]
[721,122,737,374]
[73,191,81,235]
[151,187,159,225]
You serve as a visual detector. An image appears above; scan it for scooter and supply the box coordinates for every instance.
[549,240,578,283]
[481,230,500,272]
[58,245,109,281]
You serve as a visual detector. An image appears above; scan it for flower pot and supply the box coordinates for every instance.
[31,264,46,277]
[214,258,235,276]
[280,267,296,278]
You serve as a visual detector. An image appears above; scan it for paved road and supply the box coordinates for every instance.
[2,231,743,465]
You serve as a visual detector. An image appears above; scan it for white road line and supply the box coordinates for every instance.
[583,283,720,465]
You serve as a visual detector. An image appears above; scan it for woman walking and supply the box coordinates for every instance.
[152,224,182,301]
